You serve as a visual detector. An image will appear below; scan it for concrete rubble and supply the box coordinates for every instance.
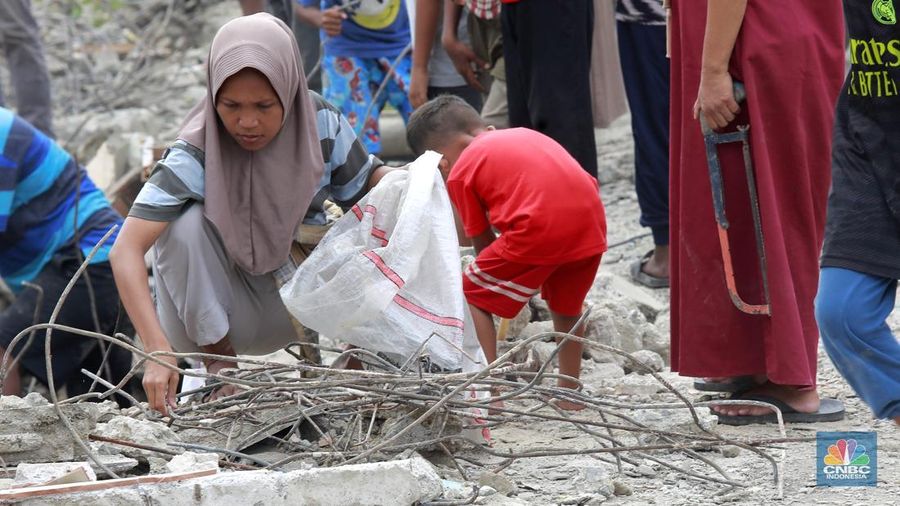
[10,458,442,506]
[0,394,99,466]
[14,463,96,487]
[92,416,181,460]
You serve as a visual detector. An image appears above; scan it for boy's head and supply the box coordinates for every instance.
[406,96,492,179]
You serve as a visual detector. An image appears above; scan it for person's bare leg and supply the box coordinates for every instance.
[894,415,899,425]
[200,337,239,401]
[642,245,669,279]
[0,346,21,395]
[550,311,586,411]
[469,304,503,412]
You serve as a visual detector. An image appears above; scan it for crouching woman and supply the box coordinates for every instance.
[110,14,395,414]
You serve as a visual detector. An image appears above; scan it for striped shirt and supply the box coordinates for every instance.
[0,107,122,291]
[616,0,666,25]
[466,0,501,20]
[130,92,382,226]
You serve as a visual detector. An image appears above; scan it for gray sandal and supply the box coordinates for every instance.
[630,251,669,289]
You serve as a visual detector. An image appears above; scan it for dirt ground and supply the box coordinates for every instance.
[17,1,898,504]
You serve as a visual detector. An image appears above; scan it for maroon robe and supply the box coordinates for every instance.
[669,0,845,387]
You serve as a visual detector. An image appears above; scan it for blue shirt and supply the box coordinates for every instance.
[0,108,122,291]
[300,0,410,58]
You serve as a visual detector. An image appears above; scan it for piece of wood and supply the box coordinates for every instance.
[0,469,218,500]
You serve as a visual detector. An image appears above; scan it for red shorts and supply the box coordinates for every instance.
[463,245,602,319]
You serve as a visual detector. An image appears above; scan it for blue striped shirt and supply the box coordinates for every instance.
[0,107,122,291]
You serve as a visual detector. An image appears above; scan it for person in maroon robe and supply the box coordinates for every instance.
[669,0,846,424]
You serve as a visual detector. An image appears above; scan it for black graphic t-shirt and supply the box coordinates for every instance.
[821,0,900,279]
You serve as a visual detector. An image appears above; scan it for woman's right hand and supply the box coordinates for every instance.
[143,353,180,415]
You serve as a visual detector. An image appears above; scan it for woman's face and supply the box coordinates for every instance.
[215,68,284,151]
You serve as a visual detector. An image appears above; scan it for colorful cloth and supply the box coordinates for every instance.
[0,107,121,291]
[322,54,413,155]
[131,92,382,226]
[615,0,665,25]
[465,0,501,20]
[668,0,845,387]
[303,0,410,59]
[447,128,607,265]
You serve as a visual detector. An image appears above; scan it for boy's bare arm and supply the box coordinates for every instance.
[471,227,495,255]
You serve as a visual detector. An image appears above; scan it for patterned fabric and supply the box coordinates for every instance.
[466,0,501,20]
[322,54,413,154]
[302,0,410,59]
[130,92,382,226]
[616,0,666,25]
[0,107,121,291]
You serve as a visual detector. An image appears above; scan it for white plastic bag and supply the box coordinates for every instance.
[280,151,485,373]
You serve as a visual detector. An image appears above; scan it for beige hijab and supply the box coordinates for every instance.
[178,13,324,275]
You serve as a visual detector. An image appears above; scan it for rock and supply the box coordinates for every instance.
[477,472,517,496]
[529,297,551,322]
[573,462,614,497]
[531,342,560,367]
[623,350,665,375]
[57,108,164,163]
[591,362,625,380]
[614,374,661,396]
[479,486,498,497]
[504,304,534,340]
[584,300,646,365]
[640,320,670,363]
[85,132,156,190]
[0,395,99,465]
[585,496,609,506]
[148,457,169,475]
[518,321,555,339]
[719,445,741,458]
[89,454,140,477]
[14,462,96,486]
[166,452,220,474]
[635,464,656,477]
[441,479,473,500]
[629,407,718,439]
[612,480,633,496]
[93,416,181,459]
[595,115,634,185]
[604,274,667,321]
[560,494,595,505]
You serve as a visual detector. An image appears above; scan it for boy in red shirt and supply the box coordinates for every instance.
[407,96,607,410]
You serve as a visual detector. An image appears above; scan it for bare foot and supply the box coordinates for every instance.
[712,382,820,417]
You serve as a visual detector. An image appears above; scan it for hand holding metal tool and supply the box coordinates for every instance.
[701,82,771,316]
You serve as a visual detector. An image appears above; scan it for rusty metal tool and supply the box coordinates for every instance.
[701,82,770,316]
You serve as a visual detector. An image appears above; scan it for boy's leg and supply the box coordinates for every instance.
[322,55,380,154]
[815,267,900,421]
[469,304,498,364]
[542,254,603,410]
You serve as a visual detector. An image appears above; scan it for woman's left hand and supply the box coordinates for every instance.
[694,69,741,130]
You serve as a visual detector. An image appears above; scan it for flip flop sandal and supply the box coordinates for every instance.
[693,376,759,393]
[630,251,669,289]
[713,394,845,426]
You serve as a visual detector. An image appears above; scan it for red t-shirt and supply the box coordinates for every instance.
[446,128,607,265]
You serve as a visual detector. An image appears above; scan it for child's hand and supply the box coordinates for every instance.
[322,6,346,37]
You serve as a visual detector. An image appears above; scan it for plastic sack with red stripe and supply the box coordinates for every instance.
[279,151,487,375]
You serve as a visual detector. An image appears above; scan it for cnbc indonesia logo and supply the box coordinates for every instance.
[816,431,876,487]
[822,439,871,480]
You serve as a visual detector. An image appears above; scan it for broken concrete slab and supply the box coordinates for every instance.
[630,408,718,440]
[165,452,219,474]
[12,459,442,505]
[0,395,99,466]
[614,375,663,396]
[88,454,139,478]
[14,463,96,487]
[603,274,667,321]
[92,416,181,459]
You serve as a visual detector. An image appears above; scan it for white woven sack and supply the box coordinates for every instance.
[280,151,485,372]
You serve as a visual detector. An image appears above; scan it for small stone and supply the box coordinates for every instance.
[719,445,741,458]
[166,451,219,474]
[624,350,665,375]
[502,304,533,340]
[585,496,609,506]
[614,374,661,396]
[519,321,555,339]
[478,486,497,497]
[148,457,168,475]
[532,342,560,367]
[636,464,656,477]
[612,480,633,496]
[529,297,551,322]
[591,362,626,379]
[93,416,180,459]
[477,472,517,495]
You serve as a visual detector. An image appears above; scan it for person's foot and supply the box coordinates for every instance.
[712,382,820,417]
[641,246,669,280]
